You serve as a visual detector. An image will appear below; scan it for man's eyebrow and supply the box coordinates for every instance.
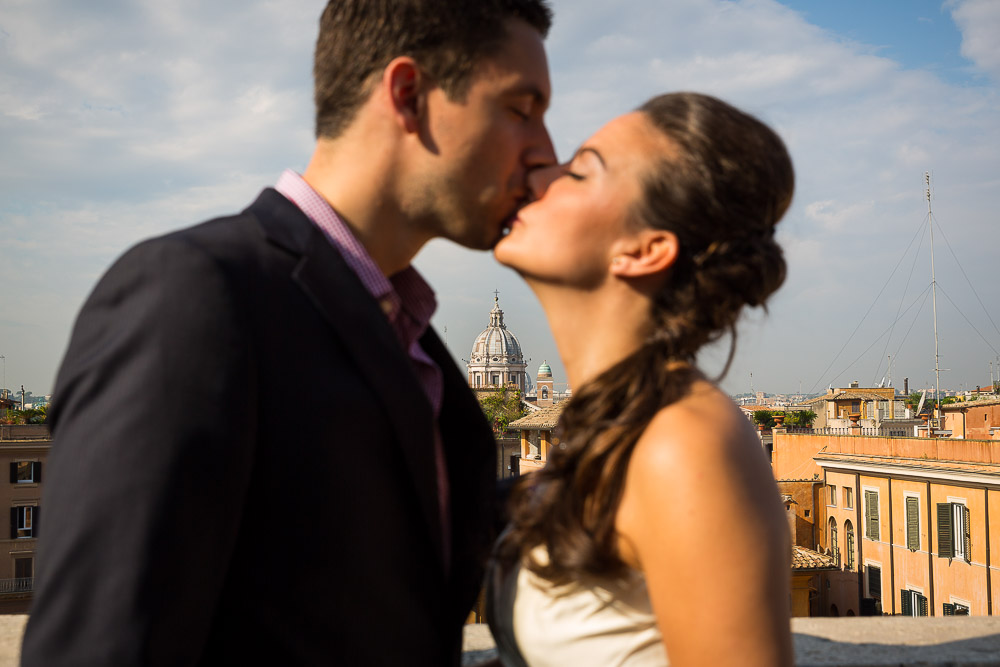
[573,146,606,168]
[507,84,549,109]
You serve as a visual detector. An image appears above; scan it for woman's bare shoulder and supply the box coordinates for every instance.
[630,378,761,476]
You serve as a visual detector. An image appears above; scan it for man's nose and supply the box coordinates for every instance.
[524,121,557,172]
[527,163,565,200]
[524,122,558,196]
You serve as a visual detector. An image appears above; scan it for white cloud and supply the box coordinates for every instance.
[949,0,1000,81]
[2,0,999,397]
[804,200,876,233]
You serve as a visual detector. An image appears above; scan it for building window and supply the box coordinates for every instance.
[864,490,880,541]
[905,496,920,551]
[901,589,928,616]
[13,557,32,580]
[852,401,860,413]
[845,521,855,570]
[492,374,500,385]
[541,387,548,400]
[866,564,881,599]
[9,462,41,484]
[943,602,970,616]
[937,502,971,562]
[10,506,38,539]
[829,518,839,565]
[844,487,853,509]
[828,485,837,507]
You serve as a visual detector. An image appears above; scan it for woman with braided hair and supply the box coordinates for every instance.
[488,92,795,666]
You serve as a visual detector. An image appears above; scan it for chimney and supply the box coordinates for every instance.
[904,377,909,395]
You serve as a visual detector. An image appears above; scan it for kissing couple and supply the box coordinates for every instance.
[23,1,794,666]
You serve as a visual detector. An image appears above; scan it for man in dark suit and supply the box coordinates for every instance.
[21,1,555,664]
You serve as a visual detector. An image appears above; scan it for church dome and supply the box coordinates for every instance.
[467,294,528,391]
[470,295,523,363]
[537,361,552,377]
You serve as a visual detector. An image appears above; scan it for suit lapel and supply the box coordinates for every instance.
[250,189,446,569]
[422,329,497,575]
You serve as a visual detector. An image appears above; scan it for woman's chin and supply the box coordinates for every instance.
[492,234,517,268]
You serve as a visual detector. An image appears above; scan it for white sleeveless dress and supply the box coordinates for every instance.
[495,547,669,666]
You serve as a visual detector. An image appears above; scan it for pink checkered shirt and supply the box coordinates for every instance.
[274,170,451,565]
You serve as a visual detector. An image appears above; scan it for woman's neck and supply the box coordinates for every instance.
[530,282,653,390]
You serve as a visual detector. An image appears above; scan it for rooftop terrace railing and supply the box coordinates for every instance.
[0,579,32,595]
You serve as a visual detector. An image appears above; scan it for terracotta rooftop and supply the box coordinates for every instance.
[814,451,1000,478]
[791,545,838,571]
[800,391,895,405]
[830,391,888,401]
[509,403,566,430]
[941,397,1000,411]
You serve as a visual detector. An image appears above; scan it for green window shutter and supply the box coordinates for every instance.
[846,527,855,570]
[865,491,874,538]
[868,565,881,598]
[943,603,955,616]
[937,503,954,558]
[906,497,919,551]
[8,463,16,484]
[901,591,913,616]
[865,491,880,541]
[963,505,972,563]
[917,594,928,617]
[8,508,16,540]
[33,461,41,484]
[872,493,880,540]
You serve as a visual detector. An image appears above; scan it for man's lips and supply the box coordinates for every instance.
[501,197,530,236]
[501,212,524,237]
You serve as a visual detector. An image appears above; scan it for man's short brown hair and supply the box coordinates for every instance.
[313,0,553,138]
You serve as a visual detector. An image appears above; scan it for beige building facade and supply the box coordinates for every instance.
[773,431,999,617]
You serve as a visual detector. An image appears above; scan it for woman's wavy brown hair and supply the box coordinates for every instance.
[497,92,795,583]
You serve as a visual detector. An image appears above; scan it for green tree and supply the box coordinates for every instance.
[478,387,526,434]
[753,410,775,428]
[787,410,817,427]
[3,408,47,425]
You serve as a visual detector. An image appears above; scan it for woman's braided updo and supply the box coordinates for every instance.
[497,93,794,583]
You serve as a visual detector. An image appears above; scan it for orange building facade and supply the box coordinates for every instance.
[774,430,998,617]
[942,397,1000,440]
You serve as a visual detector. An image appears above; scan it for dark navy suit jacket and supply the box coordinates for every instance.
[21,189,497,666]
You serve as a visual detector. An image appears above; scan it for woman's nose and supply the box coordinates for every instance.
[527,163,568,200]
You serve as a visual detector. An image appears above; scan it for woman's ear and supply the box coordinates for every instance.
[382,57,424,133]
[609,230,679,278]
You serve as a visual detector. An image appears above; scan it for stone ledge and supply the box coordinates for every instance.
[2,615,998,665]
[463,617,1000,666]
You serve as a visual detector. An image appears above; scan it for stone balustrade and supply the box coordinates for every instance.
[1,615,998,665]
[462,618,1000,666]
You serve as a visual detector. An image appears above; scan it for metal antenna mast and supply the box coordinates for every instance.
[926,172,942,427]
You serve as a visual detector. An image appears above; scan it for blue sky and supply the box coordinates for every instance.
[782,0,968,79]
[2,0,999,398]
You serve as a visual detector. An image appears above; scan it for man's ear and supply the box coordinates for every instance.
[609,230,679,278]
[383,56,425,134]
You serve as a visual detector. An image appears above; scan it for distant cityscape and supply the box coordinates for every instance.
[1,296,998,622]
